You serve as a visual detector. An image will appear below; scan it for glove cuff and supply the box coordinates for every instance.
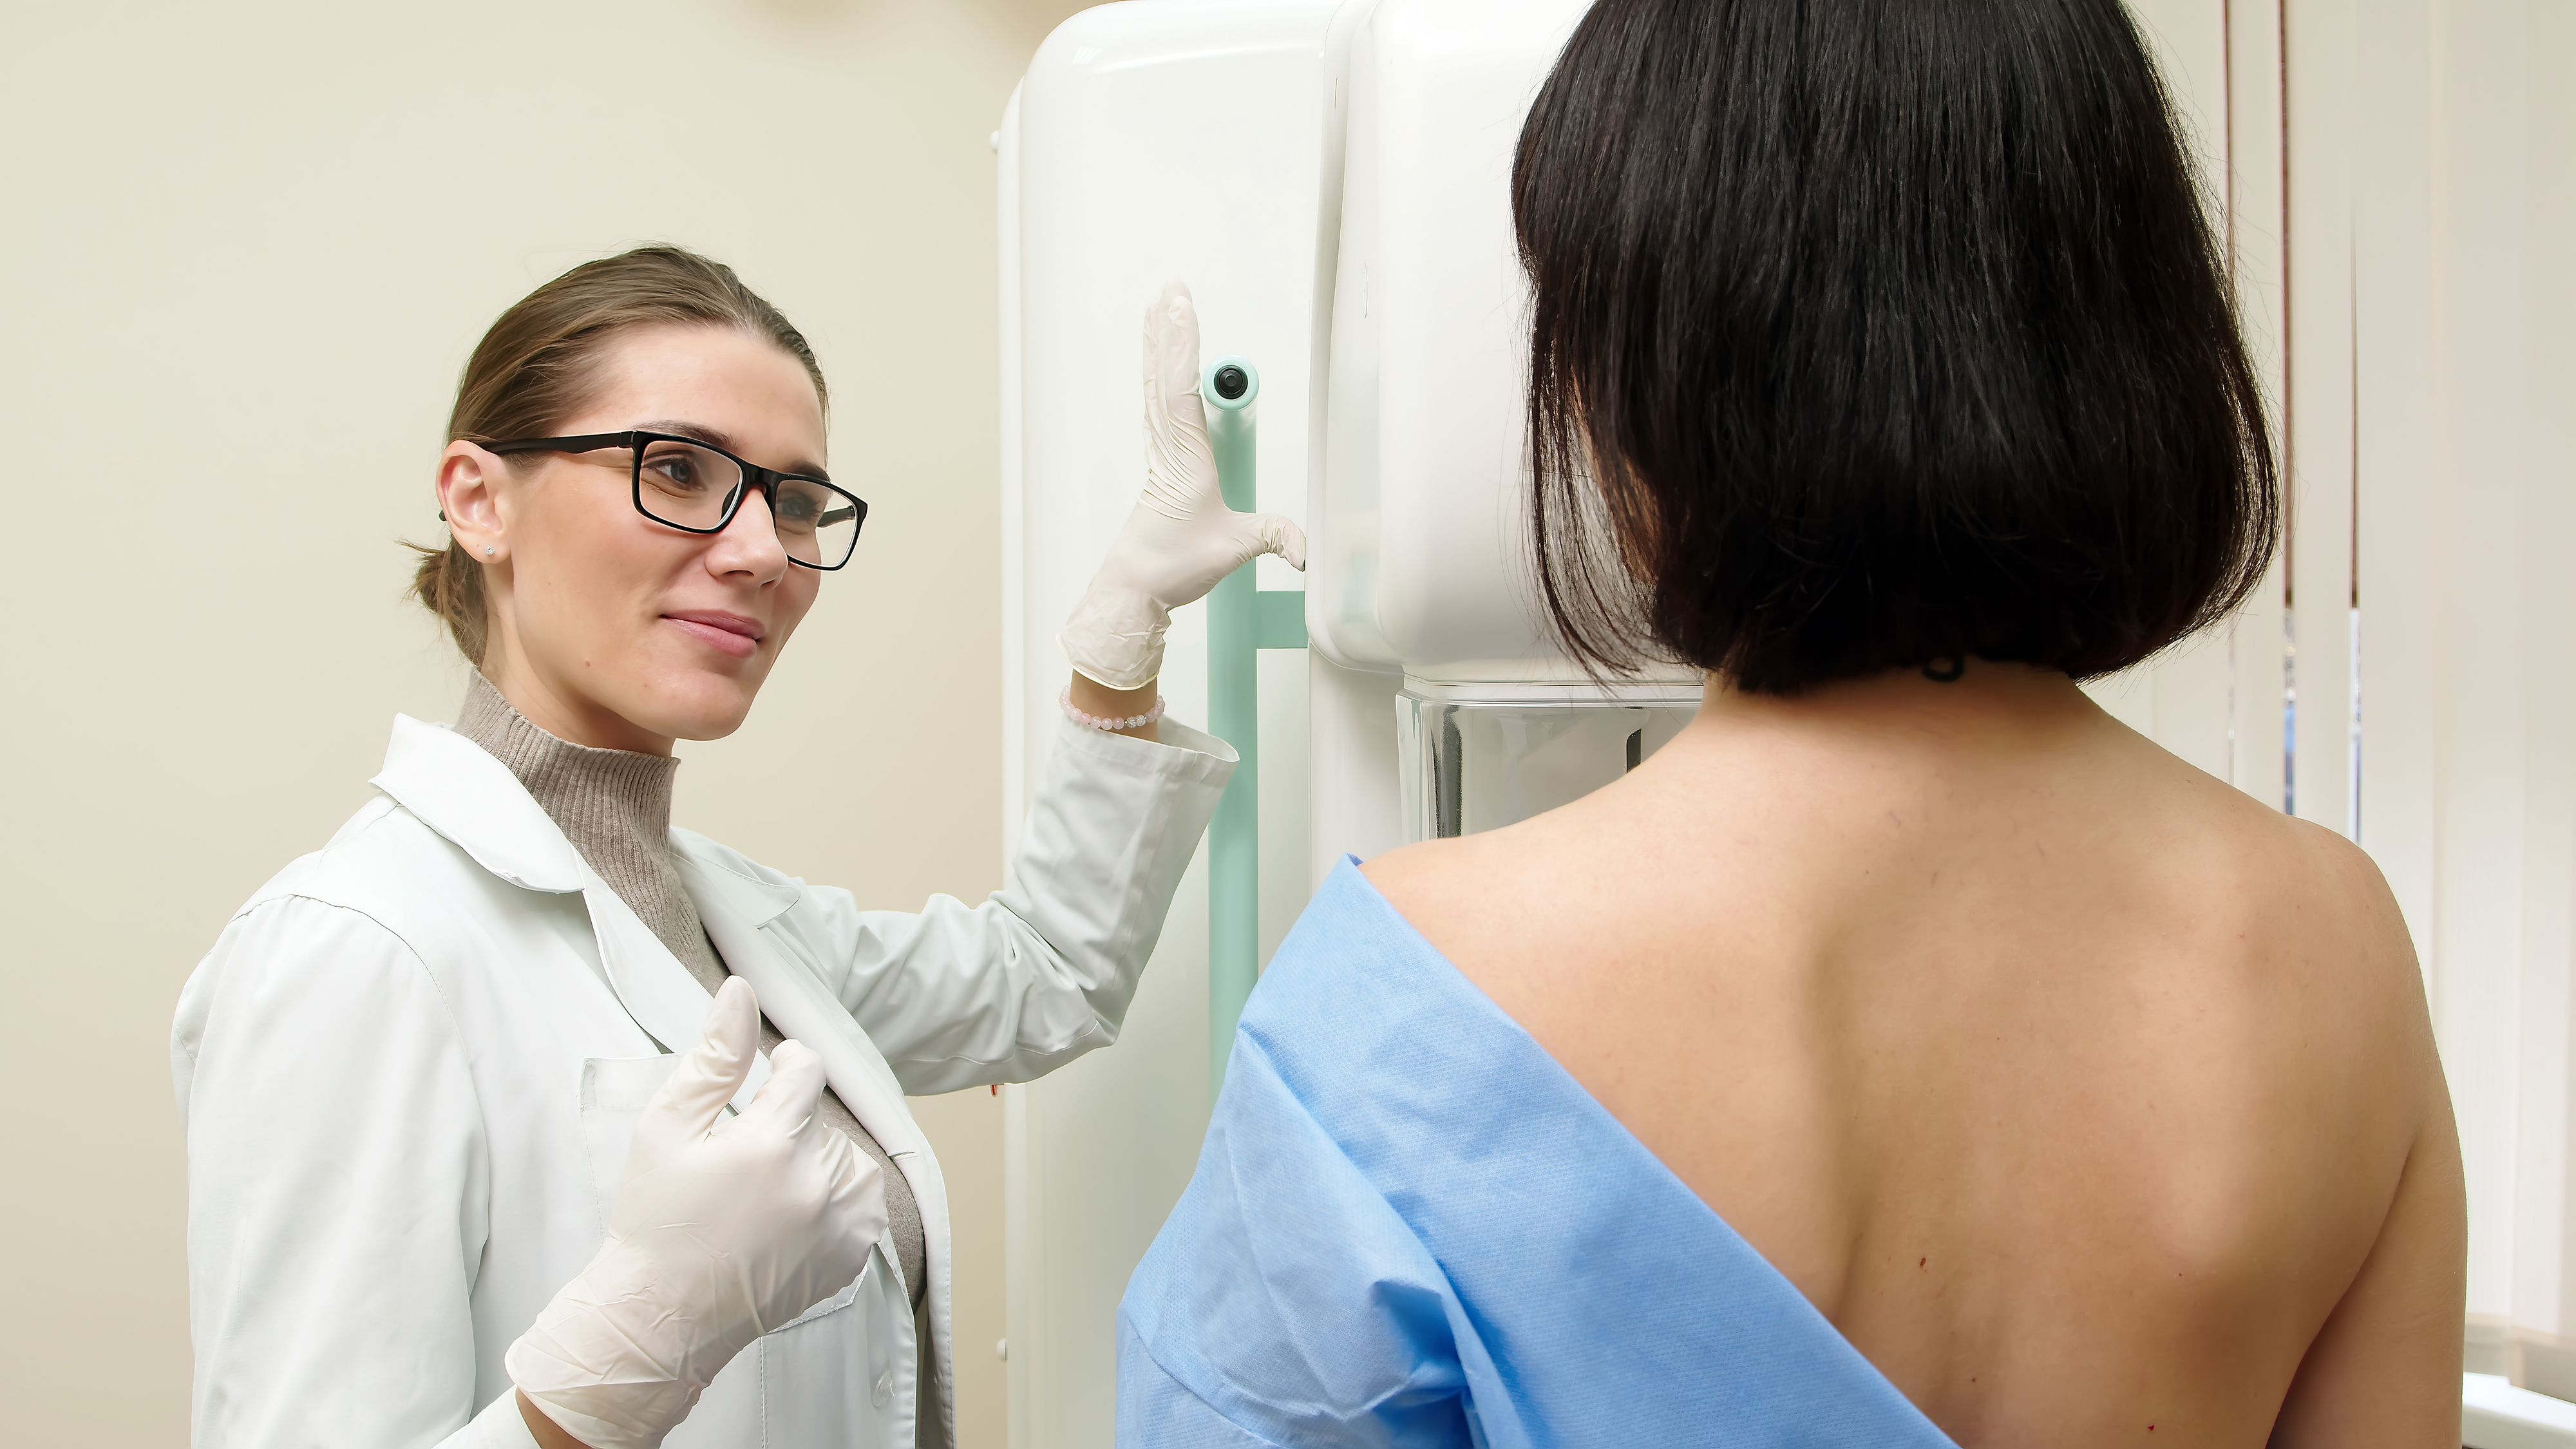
[506,1242,723,1449]
[507,1343,690,1449]
[1060,581,1170,692]
[506,1385,672,1449]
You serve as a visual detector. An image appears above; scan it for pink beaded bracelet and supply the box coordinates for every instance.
[1061,686,1166,733]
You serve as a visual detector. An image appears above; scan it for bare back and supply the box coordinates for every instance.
[1367,665,2463,1448]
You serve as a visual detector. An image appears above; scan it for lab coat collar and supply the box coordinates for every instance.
[668,833,802,929]
[371,715,587,893]
[373,714,777,1103]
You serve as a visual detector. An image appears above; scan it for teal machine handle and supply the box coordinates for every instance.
[1202,354,1307,1101]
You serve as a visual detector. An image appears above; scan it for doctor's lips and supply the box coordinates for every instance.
[663,609,765,659]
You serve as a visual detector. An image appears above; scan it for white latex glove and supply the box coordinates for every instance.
[1060,281,1307,690]
[507,978,886,1449]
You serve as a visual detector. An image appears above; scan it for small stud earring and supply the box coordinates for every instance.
[484,546,496,556]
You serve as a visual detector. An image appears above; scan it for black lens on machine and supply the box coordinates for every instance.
[1213,365,1248,400]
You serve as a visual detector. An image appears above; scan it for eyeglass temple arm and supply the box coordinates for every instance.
[482,431,640,456]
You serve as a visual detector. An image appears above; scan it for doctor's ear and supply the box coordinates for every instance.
[437,441,509,562]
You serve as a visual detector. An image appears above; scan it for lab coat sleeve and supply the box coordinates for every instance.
[173,893,504,1449]
[820,715,1236,1095]
[1113,1025,1475,1449]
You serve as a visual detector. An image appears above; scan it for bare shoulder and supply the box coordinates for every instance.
[2192,780,2425,1012]
[1360,824,1553,943]
[1358,832,1493,903]
[1357,804,1617,995]
[2278,813,2420,972]
[2120,766,2439,1180]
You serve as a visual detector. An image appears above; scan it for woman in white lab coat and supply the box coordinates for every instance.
[171,249,1293,1449]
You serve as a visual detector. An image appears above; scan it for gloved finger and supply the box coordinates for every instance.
[642,976,762,1141]
[1143,281,1202,413]
[1141,286,1215,519]
[1157,384,1209,457]
[1249,513,1307,571]
[818,1134,889,1259]
[810,1122,881,1214]
[1215,512,1307,574]
[1141,402,1216,522]
[784,1130,885,1311]
[736,1037,829,1136]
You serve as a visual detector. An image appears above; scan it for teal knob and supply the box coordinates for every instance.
[1204,355,1259,410]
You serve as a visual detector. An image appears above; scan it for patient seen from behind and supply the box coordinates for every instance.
[1116,0,2464,1444]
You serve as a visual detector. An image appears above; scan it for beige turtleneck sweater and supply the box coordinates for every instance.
[456,674,943,1446]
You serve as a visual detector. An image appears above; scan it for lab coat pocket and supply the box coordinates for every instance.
[577,1054,683,1235]
[761,1245,907,1449]
[657,1258,882,1449]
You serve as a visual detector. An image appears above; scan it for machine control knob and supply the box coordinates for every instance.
[1202,354,1259,411]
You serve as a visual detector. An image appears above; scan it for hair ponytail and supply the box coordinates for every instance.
[407,537,491,665]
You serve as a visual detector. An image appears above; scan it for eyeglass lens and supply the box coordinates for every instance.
[634,438,861,568]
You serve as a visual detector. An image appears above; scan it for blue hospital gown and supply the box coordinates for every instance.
[1118,858,1960,1448]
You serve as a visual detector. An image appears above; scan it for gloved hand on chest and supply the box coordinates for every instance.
[507,977,887,1449]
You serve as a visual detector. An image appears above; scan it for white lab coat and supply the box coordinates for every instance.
[172,711,1233,1449]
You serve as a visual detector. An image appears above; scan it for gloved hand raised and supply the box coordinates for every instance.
[1061,281,1307,690]
[507,978,885,1449]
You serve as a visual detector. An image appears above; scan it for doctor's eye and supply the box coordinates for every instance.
[772,482,828,534]
[637,441,739,509]
[642,450,703,491]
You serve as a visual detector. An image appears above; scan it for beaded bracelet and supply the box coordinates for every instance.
[1061,686,1166,733]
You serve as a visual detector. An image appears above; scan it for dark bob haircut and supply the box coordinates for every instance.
[1512,0,2277,694]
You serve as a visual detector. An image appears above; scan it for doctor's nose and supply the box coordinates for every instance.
[708,488,793,583]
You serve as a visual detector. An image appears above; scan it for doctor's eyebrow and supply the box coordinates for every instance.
[632,419,829,481]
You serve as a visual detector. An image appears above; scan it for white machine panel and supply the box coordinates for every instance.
[1310,0,1599,682]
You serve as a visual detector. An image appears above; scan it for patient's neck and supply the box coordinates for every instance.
[1690,661,2096,752]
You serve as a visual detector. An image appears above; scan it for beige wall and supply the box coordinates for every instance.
[0,1,1084,1442]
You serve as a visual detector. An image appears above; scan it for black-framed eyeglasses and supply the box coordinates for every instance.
[486,430,868,571]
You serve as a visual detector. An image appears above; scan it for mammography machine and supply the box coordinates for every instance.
[994,0,1659,1423]
[996,3,1694,1437]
